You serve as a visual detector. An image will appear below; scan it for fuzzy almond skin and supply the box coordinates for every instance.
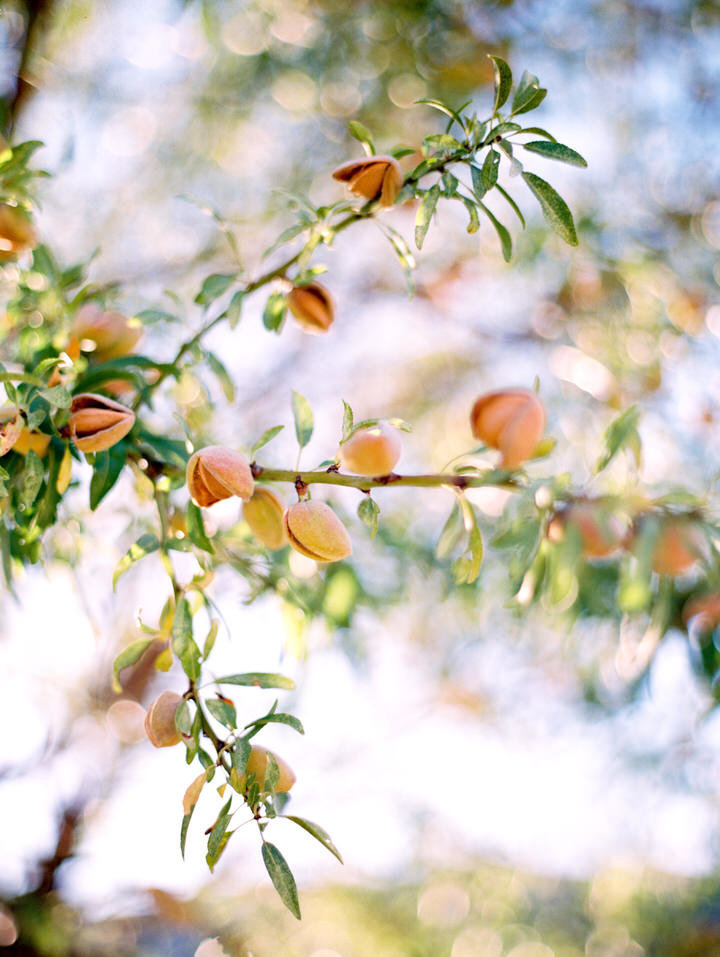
[283,500,352,562]
[547,502,626,559]
[242,745,296,793]
[332,155,403,206]
[144,691,184,748]
[0,204,37,261]
[683,592,720,630]
[71,302,143,361]
[650,519,704,576]
[339,422,402,476]
[186,446,254,507]
[470,388,545,468]
[287,283,334,334]
[243,487,288,549]
[68,393,135,453]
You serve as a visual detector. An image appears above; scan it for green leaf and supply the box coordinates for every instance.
[521,172,578,246]
[436,503,465,559]
[232,738,252,779]
[112,533,160,588]
[357,497,379,537]
[494,184,526,227]
[37,385,72,409]
[204,351,235,402]
[347,120,375,155]
[481,149,500,192]
[22,449,44,507]
[414,184,441,250]
[135,308,180,324]
[489,55,512,112]
[203,620,219,659]
[194,273,236,307]
[489,121,521,138]
[251,424,284,458]
[89,443,127,510]
[262,842,301,920]
[226,289,244,329]
[522,141,588,168]
[422,133,463,156]
[246,712,304,735]
[477,202,512,262]
[291,391,314,450]
[415,98,466,131]
[263,292,287,333]
[458,196,479,234]
[186,500,214,553]
[341,400,354,443]
[207,797,233,865]
[595,406,642,473]
[111,638,153,693]
[215,672,295,690]
[520,126,557,142]
[172,596,201,681]
[284,815,344,864]
[175,700,193,735]
[206,697,237,728]
[511,71,547,115]
[376,222,416,294]
[264,752,280,793]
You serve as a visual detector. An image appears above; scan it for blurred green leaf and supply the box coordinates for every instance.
[478,202,512,261]
[291,391,314,449]
[194,272,237,307]
[113,533,159,589]
[358,497,380,537]
[596,406,642,473]
[436,503,465,559]
[206,697,237,728]
[22,449,44,507]
[415,184,441,250]
[348,120,375,155]
[89,444,127,510]
[251,424,284,458]
[263,292,287,333]
[172,596,201,681]
[111,638,153,693]
[204,350,235,402]
[215,672,295,690]
[186,500,214,553]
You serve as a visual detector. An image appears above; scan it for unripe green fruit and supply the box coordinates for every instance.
[187,446,254,507]
[339,422,402,476]
[243,487,288,549]
[283,500,352,562]
[470,388,545,468]
[144,691,184,748]
[242,745,296,793]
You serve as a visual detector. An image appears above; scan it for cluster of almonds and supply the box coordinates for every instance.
[144,689,296,793]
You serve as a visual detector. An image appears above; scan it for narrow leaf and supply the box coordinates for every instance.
[111,638,153,693]
[481,149,500,192]
[194,273,236,307]
[251,424,284,457]
[357,497,379,537]
[215,672,295,690]
[89,443,127,510]
[436,503,465,559]
[341,400,354,443]
[495,184,526,227]
[489,55,512,112]
[347,120,375,155]
[246,712,304,735]
[186,500,214,553]
[521,172,578,245]
[414,184,440,250]
[284,815,344,863]
[263,292,287,333]
[205,351,235,401]
[291,391,314,449]
[522,141,587,168]
[206,697,237,728]
[22,449,44,507]
[262,842,301,920]
[477,202,512,262]
[112,533,159,589]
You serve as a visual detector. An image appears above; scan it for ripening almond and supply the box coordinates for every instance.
[241,745,296,793]
[0,203,37,262]
[648,517,704,577]
[243,487,287,549]
[68,393,135,453]
[0,407,51,457]
[470,388,545,468]
[547,501,626,559]
[332,155,403,206]
[186,446,254,507]
[69,302,143,362]
[339,422,402,476]
[683,592,720,631]
[284,500,352,562]
[287,282,334,334]
[144,690,184,748]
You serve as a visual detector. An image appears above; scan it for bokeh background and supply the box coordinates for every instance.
[1,0,720,954]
